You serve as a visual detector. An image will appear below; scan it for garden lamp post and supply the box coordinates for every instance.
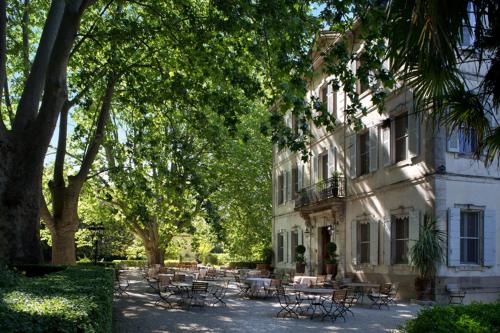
[88,224,105,265]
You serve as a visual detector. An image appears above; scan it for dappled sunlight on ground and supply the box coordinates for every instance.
[113,270,420,332]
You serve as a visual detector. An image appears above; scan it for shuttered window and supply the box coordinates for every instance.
[277,173,284,205]
[394,113,408,163]
[291,230,299,263]
[277,233,284,262]
[358,222,370,264]
[391,215,409,264]
[359,132,369,176]
[460,211,481,264]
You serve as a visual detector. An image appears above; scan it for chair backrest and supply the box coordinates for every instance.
[173,274,186,282]
[332,289,348,302]
[380,283,392,294]
[192,281,208,293]
[446,283,461,292]
[159,275,171,287]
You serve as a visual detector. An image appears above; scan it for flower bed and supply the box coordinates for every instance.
[0,265,114,332]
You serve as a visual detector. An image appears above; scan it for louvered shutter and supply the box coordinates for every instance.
[351,220,358,265]
[483,209,496,267]
[448,208,461,266]
[369,219,379,265]
[382,216,391,265]
[369,126,378,172]
[408,210,421,264]
[349,134,357,178]
[382,125,391,166]
[408,111,420,158]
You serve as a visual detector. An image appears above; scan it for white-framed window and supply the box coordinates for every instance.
[291,230,299,263]
[394,113,409,163]
[356,59,370,94]
[277,232,284,262]
[447,125,479,155]
[358,222,370,264]
[277,172,284,205]
[358,131,370,176]
[391,215,409,264]
[461,2,476,48]
[460,210,482,265]
[319,153,328,181]
[292,165,299,199]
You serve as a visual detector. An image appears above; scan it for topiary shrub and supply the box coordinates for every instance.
[402,302,500,333]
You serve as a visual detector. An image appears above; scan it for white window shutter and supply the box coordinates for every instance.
[483,209,496,267]
[447,128,460,153]
[382,125,391,166]
[408,111,420,158]
[382,216,391,265]
[313,155,318,183]
[369,219,379,265]
[327,84,335,115]
[349,133,357,178]
[328,146,336,177]
[297,162,303,191]
[351,220,358,265]
[408,210,421,264]
[448,208,461,267]
[369,126,378,172]
[286,169,292,201]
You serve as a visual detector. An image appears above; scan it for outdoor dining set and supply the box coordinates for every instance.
[116,264,399,323]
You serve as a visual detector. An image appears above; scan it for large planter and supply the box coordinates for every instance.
[296,262,306,274]
[332,186,339,197]
[415,277,433,300]
[325,263,338,278]
[256,263,271,271]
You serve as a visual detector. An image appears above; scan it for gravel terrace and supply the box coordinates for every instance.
[113,269,420,333]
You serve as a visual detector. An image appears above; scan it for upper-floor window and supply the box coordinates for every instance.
[461,2,476,47]
[394,113,408,163]
[391,215,409,264]
[447,125,478,155]
[291,113,299,135]
[319,153,328,181]
[277,232,284,262]
[359,131,370,176]
[321,85,328,104]
[277,172,284,205]
[292,165,299,199]
[356,60,370,94]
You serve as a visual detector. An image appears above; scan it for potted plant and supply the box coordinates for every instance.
[257,246,274,271]
[325,241,338,277]
[409,214,445,300]
[295,245,306,273]
[331,171,342,197]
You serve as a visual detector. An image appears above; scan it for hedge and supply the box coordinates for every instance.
[112,259,146,267]
[0,265,114,332]
[402,302,500,333]
[227,261,259,269]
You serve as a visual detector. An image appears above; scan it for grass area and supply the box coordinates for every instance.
[402,302,500,333]
[0,265,114,333]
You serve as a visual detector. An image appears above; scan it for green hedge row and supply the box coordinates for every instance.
[402,302,500,333]
[112,259,147,267]
[227,261,259,269]
[0,265,114,332]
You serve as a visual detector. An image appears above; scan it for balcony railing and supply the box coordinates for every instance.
[295,176,345,208]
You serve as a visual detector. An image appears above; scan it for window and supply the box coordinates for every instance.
[291,230,299,263]
[277,233,284,262]
[319,154,328,180]
[321,85,328,104]
[292,166,299,199]
[394,113,408,163]
[392,215,409,264]
[277,173,284,204]
[359,132,369,176]
[357,60,370,94]
[459,127,478,154]
[358,222,370,264]
[462,2,476,47]
[292,114,299,135]
[460,211,481,264]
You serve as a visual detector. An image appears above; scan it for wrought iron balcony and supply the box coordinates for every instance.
[295,176,345,208]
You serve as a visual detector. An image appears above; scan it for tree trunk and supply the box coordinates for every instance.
[0,139,43,264]
[145,242,165,266]
[51,227,76,265]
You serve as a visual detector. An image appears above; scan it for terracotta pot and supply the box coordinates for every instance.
[296,262,306,274]
[325,263,338,278]
[415,277,432,300]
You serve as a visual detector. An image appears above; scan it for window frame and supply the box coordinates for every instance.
[277,172,284,205]
[291,230,299,263]
[318,152,329,181]
[391,214,410,265]
[393,112,409,163]
[358,131,370,176]
[291,165,299,200]
[460,210,483,265]
[277,232,285,263]
[358,221,371,264]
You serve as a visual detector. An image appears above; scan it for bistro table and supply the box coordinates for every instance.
[342,282,380,303]
[245,277,271,297]
[292,287,337,320]
[293,276,318,287]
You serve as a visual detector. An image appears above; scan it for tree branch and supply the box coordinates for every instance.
[13,0,65,131]
[21,0,30,78]
[53,100,70,188]
[72,75,117,187]
[40,193,55,231]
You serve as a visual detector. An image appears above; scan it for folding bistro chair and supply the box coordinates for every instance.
[154,275,175,308]
[234,275,251,297]
[188,281,209,309]
[275,285,301,318]
[209,280,229,307]
[388,282,399,305]
[343,288,359,317]
[447,284,466,304]
[114,270,129,296]
[322,289,348,322]
[368,283,392,310]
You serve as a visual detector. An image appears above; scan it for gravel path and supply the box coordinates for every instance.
[113,270,420,333]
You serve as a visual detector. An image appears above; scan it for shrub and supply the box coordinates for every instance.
[0,265,114,332]
[227,261,259,269]
[402,302,500,333]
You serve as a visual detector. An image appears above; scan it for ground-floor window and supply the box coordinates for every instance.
[391,215,409,264]
[460,211,482,264]
[358,222,370,264]
[291,230,298,263]
[277,233,284,262]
